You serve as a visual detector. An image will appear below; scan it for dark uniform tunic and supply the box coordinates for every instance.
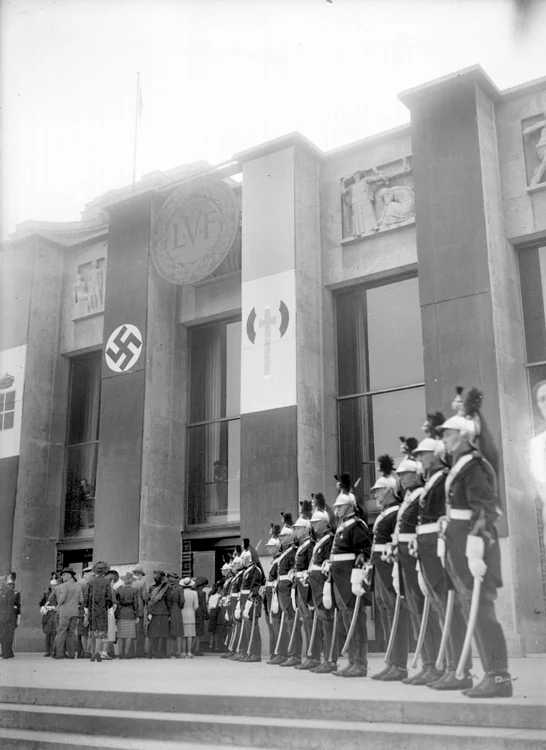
[0,584,20,659]
[241,563,264,657]
[228,570,245,653]
[264,555,280,658]
[371,502,410,668]
[147,582,173,657]
[308,531,336,663]
[331,513,372,670]
[277,545,300,658]
[444,450,508,675]
[293,537,317,662]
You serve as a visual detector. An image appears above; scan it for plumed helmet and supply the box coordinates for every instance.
[294,499,313,528]
[310,492,329,523]
[279,512,295,537]
[414,436,446,458]
[333,490,357,508]
[334,472,352,492]
[371,454,401,492]
[266,523,282,546]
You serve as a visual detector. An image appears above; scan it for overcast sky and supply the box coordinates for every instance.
[1,0,544,238]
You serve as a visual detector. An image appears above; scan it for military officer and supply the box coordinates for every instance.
[413,417,472,690]
[329,474,372,678]
[368,456,411,681]
[239,539,264,663]
[307,493,338,673]
[224,547,245,660]
[264,524,282,664]
[439,397,512,698]
[0,572,21,659]
[292,500,320,670]
[394,441,442,684]
[269,513,300,666]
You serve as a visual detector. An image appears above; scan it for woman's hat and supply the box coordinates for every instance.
[180,577,192,587]
[93,561,110,576]
[193,576,208,588]
[122,572,135,583]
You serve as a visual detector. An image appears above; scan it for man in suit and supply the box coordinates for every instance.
[0,572,20,659]
[54,568,83,659]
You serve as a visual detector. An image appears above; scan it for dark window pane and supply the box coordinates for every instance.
[336,290,368,397]
[68,353,101,445]
[64,443,97,535]
[4,391,15,411]
[186,419,240,526]
[529,364,546,435]
[519,245,546,364]
[0,393,4,409]
[3,411,14,430]
[0,413,4,429]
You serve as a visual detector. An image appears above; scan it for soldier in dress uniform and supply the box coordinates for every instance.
[394,440,442,684]
[307,493,338,674]
[438,388,512,698]
[269,513,300,666]
[292,500,320,670]
[0,572,21,659]
[368,456,411,681]
[218,556,234,655]
[239,539,265,663]
[264,525,282,664]
[329,473,372,678]
[413,415,472,689]
[228,548,247,661]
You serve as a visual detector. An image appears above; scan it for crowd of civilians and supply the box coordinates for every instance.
[40,562,222,663]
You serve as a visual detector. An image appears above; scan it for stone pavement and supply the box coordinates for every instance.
[1,653,545,706]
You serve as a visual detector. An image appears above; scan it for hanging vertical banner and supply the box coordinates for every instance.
[241,270,296,415]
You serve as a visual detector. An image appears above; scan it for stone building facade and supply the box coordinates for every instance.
[1,66,545,653]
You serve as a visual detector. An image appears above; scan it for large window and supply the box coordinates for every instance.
[336,276,425,517]
[519,243,546,432]
[63,352,101,536]
[186,320,241,526]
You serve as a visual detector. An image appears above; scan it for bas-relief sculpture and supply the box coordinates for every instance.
[72,258,105,318]
[523,114,546,187]
[341,158,415,240]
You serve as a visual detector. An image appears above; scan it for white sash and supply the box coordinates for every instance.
[445,454,474,498]
[372,503,399,532]
[310,532,332,565]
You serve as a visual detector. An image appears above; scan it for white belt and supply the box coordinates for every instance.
[295,572,307,580]
[240,589,250,595]
[331,553,356,562]
[417,522,439,535]
[448,508,472,520]
[266,582,275,588]
[308,563,322,572]
[397,533,414,543]
[278,575,291,581]
[372,544,387,553]
[230,593,239,598]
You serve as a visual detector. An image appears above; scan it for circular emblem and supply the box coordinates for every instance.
[151,176,239,285]
[105,324,143,373]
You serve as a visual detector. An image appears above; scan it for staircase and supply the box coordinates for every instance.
[0,684,544,749]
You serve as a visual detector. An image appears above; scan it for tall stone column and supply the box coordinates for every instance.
[237,135,336,542]
[400,66,545,652]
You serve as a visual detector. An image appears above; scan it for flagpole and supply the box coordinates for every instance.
[132,72,140,189]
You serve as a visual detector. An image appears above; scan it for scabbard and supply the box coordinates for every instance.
[411,595,430,669]
[435,589,454,671]
[247,602,257,655]
[341,594,362,657]
[455,577,481,680]
[274,611,286,655]
[307,609,318,658]
[384,594,402,664]
[328,608,338,663]
[287,610,300,653]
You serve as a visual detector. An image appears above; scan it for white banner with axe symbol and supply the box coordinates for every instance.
[241,270,296,414]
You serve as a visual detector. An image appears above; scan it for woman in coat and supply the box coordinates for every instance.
[192,577,209,656]
[116,572,139,658]
[84,561,113,663]
[180,577,198,658]
[147,570,172,659]
[39,573,59,657]
[168,574,185,658]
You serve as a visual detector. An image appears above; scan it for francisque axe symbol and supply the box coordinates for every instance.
[105,324,143,373]
[246,301,289,376]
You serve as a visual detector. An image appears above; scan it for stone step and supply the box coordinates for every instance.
[0,729,268,750]
[0,685,543,731]
[0,703,544,750]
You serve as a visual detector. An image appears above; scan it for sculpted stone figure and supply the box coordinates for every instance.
[374,185,415,231]
[88,260,104,310]
[342,170,389,236]
[73,274,89,305]
[523,115,546,186]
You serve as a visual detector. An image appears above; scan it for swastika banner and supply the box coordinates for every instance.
[241,270,296,414]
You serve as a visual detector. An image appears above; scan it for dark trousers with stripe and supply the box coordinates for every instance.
[374,558,409,669]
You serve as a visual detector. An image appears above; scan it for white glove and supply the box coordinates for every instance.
[392,563,401,596]
[363,564,373,587]
[350,568,363,597]
[302,571,309,585]
[235,602,241,620]
[291,588,297,612]
[243,599,252,619]
[225,610,230,622]
[437,537,446,567]
[271,592,279,614]
[466,535,487,579]
[321,560,331,575]
[40,606,47,616]
[416,561,427,597]
[408,535,419,558]
[323,581,332,610]
[287,569,295,582]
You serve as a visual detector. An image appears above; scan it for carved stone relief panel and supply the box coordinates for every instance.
[522,114,546,187]
[72,257,106,319]
[341,156,414,240]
